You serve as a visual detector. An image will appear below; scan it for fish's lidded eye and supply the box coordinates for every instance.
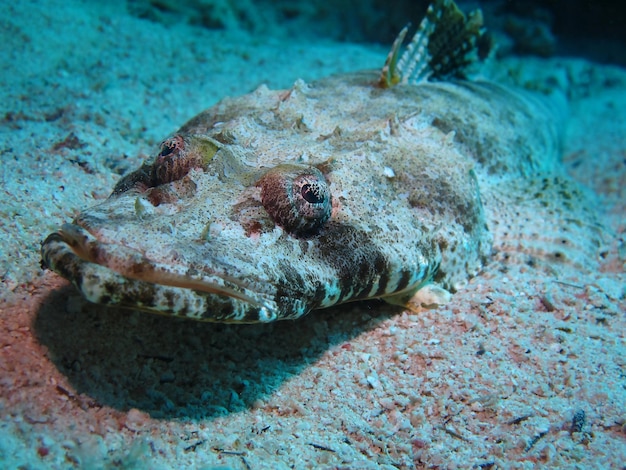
[154,135,189,185]
[152,134,220,186]
[258,164,332,237]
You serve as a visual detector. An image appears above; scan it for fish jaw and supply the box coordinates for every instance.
[40,223,284,323]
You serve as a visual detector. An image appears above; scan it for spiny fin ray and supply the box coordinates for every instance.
[379,0,492,87]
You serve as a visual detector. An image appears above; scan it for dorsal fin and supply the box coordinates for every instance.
[378,0,492,88]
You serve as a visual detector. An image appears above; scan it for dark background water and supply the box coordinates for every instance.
[127,0,626,65]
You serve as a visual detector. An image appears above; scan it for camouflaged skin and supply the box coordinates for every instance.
[42,67,572,322]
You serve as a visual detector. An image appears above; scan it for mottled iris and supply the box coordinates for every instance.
[258,164,332,237]
[153,134,208,186]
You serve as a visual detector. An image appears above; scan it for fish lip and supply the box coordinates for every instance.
[41,223,280,322]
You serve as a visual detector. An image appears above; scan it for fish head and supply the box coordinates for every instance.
[42,110,439,323]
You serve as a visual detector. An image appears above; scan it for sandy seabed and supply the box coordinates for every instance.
[1,1,624,468]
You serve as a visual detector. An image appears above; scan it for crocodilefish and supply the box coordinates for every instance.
[41,0,582,323]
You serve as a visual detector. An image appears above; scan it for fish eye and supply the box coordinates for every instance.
[258,165,332,237]
[301,182,324,204]
[154,135,190,185]
[158,141,177,157]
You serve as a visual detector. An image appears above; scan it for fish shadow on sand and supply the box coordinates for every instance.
[34,284,400,419]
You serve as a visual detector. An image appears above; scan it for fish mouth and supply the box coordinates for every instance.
[41,224,280,323]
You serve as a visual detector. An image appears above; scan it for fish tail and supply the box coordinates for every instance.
[379,0,492,87]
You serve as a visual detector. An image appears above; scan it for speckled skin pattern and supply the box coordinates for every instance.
[42,70,569,323]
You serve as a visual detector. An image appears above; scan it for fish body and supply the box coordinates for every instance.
[41,1,579,323]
